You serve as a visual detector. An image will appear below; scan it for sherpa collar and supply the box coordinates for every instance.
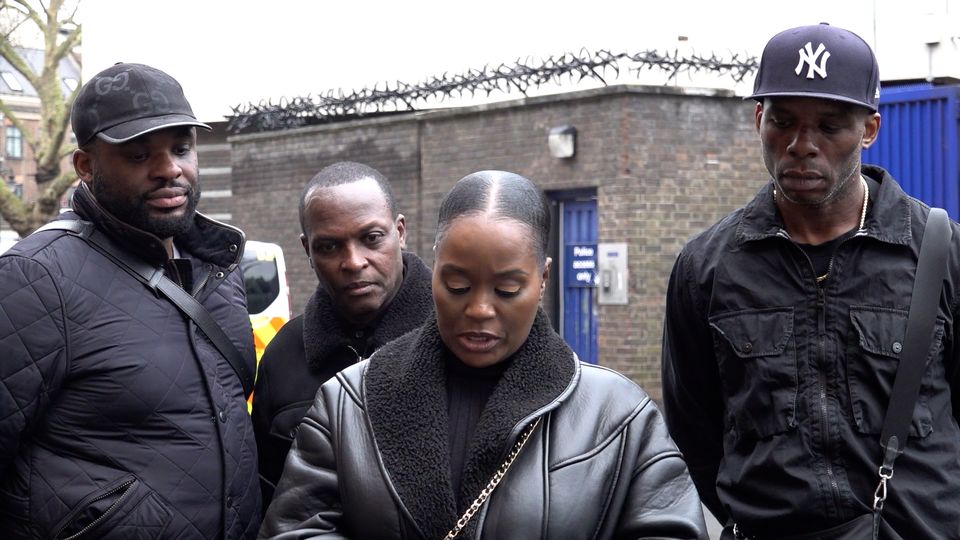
[301,251,433,371]
[364,308,578,539]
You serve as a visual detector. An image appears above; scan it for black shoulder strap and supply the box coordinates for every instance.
[879,208,951,467]
[36,219,255,397]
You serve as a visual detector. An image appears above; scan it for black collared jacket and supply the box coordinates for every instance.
[0,183,260,539]
[260,310,707,539]
[662,165,960,538]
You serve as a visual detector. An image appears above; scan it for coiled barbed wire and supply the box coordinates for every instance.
[227,48,758,133]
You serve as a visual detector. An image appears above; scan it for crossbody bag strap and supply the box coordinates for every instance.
[36,219,255,397]
[873,207,951,511]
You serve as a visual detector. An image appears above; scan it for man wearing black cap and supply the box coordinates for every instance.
[0,63,261,538]
[662,24,960,539]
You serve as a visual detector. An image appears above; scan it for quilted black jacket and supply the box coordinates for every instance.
[0,184,261,539]
[261,311,707,539]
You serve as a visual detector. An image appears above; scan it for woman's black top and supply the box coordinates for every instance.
[444,352,511,501]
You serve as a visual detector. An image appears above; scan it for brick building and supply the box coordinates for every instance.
[195,121,236,223]
[0,48,81,216]
[229,84,769,397]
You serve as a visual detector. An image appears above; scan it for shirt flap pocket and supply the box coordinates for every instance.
[849,307,906,359]
[709,307,794,358]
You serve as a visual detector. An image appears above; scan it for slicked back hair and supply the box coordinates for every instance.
[436,170,550,266]
[299,161,397,235]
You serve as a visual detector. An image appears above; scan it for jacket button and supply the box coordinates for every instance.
[215,271,225,279]
[742,342,753,353]
[218,409,227,423]
[892,341,903,354]
[226,496,233,507]
[228,244,238,253]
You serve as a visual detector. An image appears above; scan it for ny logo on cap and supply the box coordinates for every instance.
[795,42,831,79]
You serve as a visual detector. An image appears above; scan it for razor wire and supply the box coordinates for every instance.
[227,48,758,133]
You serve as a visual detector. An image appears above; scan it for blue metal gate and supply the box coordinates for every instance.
[560,198,598,364]
[863,84,960,219]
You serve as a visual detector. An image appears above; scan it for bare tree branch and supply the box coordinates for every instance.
[11,0,44,33]
[41,167,75,202]
[0,182,30,233]
[0,34,40,89]
[0,0,81,236]
[50,22,79,64]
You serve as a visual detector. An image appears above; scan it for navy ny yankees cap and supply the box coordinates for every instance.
[747,23,880,112]
[72,63,210,147]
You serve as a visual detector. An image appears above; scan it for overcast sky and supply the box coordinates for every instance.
[76,0,887,121]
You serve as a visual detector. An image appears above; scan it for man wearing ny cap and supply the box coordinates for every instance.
[661,24,960,539]
[0,63,261,538]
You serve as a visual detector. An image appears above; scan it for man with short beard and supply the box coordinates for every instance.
[0,63,261,539]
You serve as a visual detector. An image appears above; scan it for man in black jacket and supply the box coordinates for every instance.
[252,162,433,509]
[0,63,260,538]
[662,24,960,539]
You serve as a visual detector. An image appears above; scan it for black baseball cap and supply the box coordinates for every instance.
[71,63,210,146]
[747,23,880,112]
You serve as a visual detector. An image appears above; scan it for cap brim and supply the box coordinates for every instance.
[96,114,212,144]
[744,91,877,112]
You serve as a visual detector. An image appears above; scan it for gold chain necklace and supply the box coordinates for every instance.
[773,176,870,283]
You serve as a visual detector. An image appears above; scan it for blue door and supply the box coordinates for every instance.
[559,197,598,363]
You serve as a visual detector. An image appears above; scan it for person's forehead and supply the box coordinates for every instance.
[304,179,392,225]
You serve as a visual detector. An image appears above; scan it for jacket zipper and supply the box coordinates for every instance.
[815,284,842,510]
[192,266,212,296]
[57,479,136,540]
[813,230,869,516]
[779,227,849,515]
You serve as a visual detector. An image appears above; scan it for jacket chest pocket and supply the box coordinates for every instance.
[847,307,946,438]
[709,307,798,439]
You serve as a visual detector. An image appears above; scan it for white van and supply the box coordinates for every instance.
[240,240,291,365]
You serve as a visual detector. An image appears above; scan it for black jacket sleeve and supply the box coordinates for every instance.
[0,255,68,471]
[660,251,728,522]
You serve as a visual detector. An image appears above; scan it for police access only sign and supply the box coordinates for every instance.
[565,244,597,287]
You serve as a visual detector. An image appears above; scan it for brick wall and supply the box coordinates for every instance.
[230,120,420,317]
[230,85,768,397]
[197,122,234,223]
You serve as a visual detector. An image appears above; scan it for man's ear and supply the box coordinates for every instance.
[73,148,95,185]
[861,113,881,149]
[395,214,406,249]
[755,102,764,132]
[300,233,312,267]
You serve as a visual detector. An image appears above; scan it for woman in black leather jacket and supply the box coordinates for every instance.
[260,171,707,540]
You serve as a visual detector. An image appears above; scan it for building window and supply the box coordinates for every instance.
[6,180,22,199]
[6,126,22,159]
[1,72,23,93]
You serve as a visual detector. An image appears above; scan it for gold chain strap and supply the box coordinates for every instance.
[444,417,542,539]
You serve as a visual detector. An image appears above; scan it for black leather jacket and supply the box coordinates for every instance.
[662,166,960,538]
[261,311,707,539]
